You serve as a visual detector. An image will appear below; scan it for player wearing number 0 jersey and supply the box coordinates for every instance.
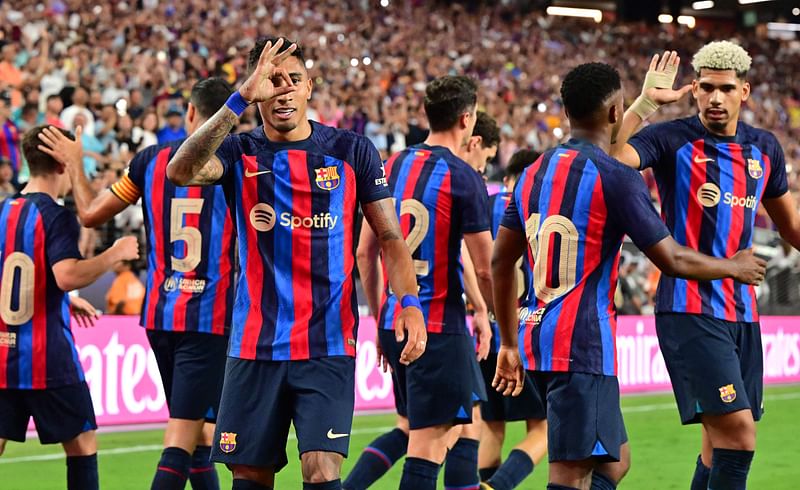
[37,78,236,490]
[612,42,798,490]
[166,38,425,490]
[0,126,140,490]
[491,61,767,490]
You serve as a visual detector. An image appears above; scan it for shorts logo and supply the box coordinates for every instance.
[697,183,721,207]
[719,384,737,403]
[219,432,237,453]
[315,166,340,191]
[748,159,763,179]
[250,203,277,232]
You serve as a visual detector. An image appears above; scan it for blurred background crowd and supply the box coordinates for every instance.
[1,0,799,314]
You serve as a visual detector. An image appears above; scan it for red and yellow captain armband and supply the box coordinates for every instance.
[110,174,142,205]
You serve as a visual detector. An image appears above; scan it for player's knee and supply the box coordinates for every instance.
[229,464,274,485]
[396,416,410,435]
[62,430,97,457]
[300,451,343,482]
[705,411,757,451]
[487,420,506,442]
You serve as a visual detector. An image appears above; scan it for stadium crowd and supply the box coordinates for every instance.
[1,0,799,312]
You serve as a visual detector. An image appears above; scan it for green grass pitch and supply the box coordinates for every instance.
[2,385,799,489]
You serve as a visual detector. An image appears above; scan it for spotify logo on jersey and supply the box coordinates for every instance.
[696,183,721,208]
[250,203,276,232]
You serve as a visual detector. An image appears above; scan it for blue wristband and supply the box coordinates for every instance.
[401,295,422,310]
[225,91,249,117]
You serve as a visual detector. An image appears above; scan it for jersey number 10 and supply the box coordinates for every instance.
[525,213,580,303]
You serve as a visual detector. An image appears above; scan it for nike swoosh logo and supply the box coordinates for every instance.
[326,429,349,440]
[694,156,714,164]
[245,169,272,177]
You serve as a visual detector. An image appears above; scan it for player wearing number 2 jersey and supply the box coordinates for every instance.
[0,126,139,490]
[37,78,235,490]
[491,61,766,490]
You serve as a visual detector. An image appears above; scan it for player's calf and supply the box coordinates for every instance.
[343,419,409,490]
[478,420,506,480]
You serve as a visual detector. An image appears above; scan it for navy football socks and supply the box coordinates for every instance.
[590,471,617,490]
[400,457,440,490]
[66,453,99,490]
[480,466,499,482]
[343,428,408,489]
[303,480,342,489]
[708,448,754,490]
[690,454,711,490]
[232,479,272,490]
[189,445,219,490]
[444,437,480,489]
[151,446,191,490]
[487,449,534,490]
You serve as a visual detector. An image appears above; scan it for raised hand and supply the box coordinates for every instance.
[37,125,83,172]
[644,50,692,106]
[238,38,299,104]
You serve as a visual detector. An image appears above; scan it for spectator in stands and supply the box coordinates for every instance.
[0,159,16,201]
[0,91,21,177]
[60,86,96,136]
[44,94,64,128]
[156,107,187,144]
[106,260,145,315]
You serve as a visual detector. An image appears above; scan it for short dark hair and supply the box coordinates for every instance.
[46,94,61,102]
[22,103,38,116]
[190,77,233,119]
[248,37,305,73]
[22,126,74,176]
[472,111,500,148]
[560,62,621,121]
[424,76,478,132]
[506,149,540,180]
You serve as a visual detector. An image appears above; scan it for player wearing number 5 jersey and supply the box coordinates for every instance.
[36,78,236,490]
[0,126,140,490]
[491,61,767,490]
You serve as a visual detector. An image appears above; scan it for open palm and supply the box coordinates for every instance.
[644,50,692,106]
[238,38,299,103]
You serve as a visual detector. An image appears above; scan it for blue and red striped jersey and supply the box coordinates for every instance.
[379,144,490,336]
[214,122,390,361]
[487,191,532,353]
[630,116,788,322]
[0,194,84,389]
[0,121,21,173]
[502,140,670,375]
[111,140,235,335]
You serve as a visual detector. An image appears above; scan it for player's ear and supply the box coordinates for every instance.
[470,135,482,151]
[609,103,619,125]
[185,103,195,127]
[305,78,313,101]
[740,80,750,102]
[691,79,700,99]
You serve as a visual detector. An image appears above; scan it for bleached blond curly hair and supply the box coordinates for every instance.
[691,40,752,78]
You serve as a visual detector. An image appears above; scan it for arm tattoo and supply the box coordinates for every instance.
[379,229,402,242]
[168,107,239,186]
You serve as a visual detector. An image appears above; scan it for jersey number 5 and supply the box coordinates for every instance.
[525,213,579,303]
[170,198,204,273]
[0,252,35,325]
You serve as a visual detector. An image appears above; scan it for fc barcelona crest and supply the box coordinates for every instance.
[747,159,763,179]
[719,384,737,403]
[219,432,237,453]
[315,166,340,191]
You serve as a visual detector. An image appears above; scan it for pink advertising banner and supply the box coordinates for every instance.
[67,315,800,427]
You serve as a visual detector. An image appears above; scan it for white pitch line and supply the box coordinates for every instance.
[3,391,798,465]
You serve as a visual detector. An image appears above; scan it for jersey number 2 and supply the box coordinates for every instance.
[399,199,430,276]
[0,252,35,325]
[170,198,204,273]
[525,213,579,302]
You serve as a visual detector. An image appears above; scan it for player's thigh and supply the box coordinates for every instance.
[211,358,292,472]
[404,333,477,430]
[656,314,754,424]
[146,330,178,402]
[29,382,97,445]
[289,356,355,461]
[737,321,764,422]
[407,423,453,463]
[300,451,344,483]
[170,332,229,421]
[0,389,31,443]
[533,371,626,464]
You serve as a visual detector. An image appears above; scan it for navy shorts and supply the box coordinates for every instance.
[528,371,627,463]
[211,356,355,472]
[656,313,764,425]
[147,330,228,422]
[0,382,97,444]
[380,329,484,430]
[480,353,545,422]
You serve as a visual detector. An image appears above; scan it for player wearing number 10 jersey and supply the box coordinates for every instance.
[37,78,236,490]
[491,62,767,490]
[0,126,139,490]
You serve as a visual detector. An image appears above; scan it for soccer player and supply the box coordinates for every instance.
[0,126,139,490]
[166,38,426,490]
[349,75,494,490]
[37,77,236,490]
[491,61,767,490]
[610,42,800,489]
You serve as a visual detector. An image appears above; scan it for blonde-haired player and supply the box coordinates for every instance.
[612,43,800,489]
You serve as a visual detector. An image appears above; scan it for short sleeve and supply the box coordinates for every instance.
[215,134,243,184]
[353,136,391,205]
[763,136,789,199]
[606,165,671,251]
[45,207,82,266]
[628,122,671,171]
[125,145,153,190]
[458,167,490,234]
[500,174,526,231]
